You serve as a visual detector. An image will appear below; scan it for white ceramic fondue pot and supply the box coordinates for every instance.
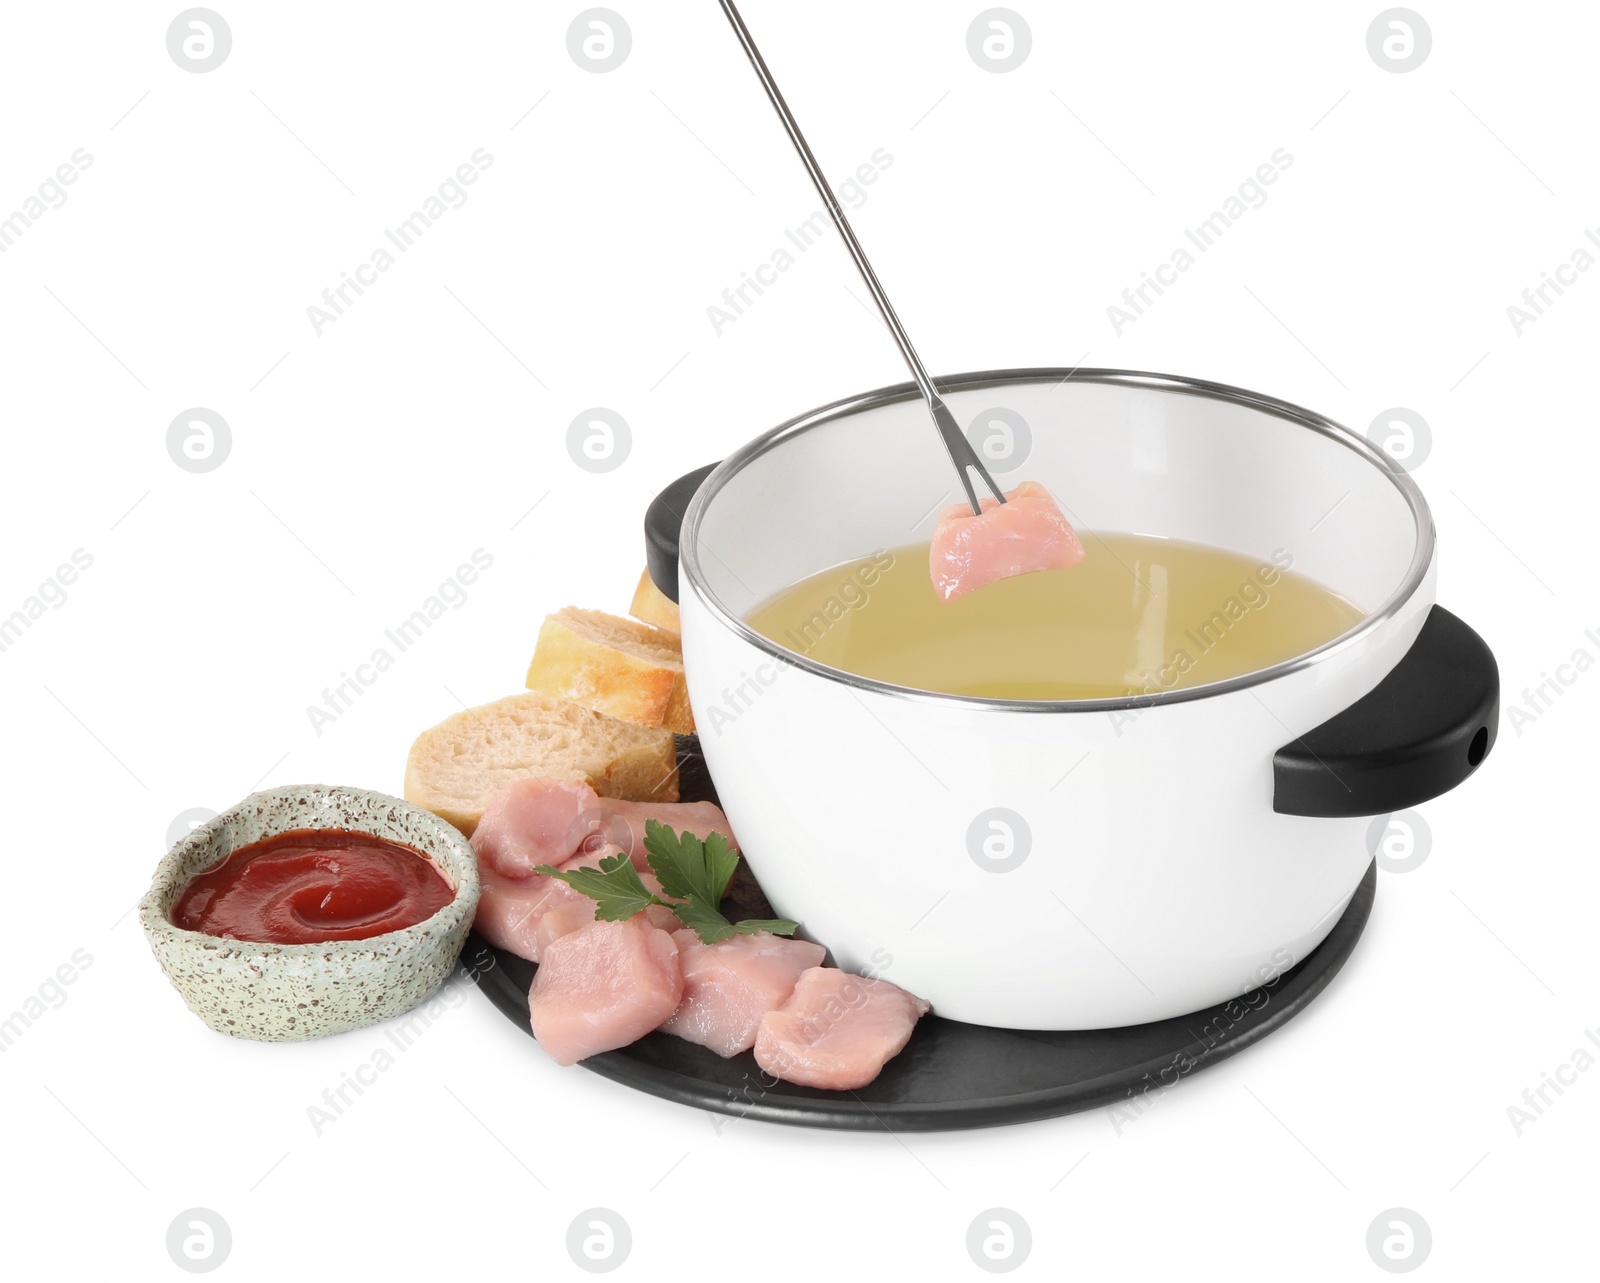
[658,369,1497,1030]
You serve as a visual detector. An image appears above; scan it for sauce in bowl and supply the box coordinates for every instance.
[171,829,454,944]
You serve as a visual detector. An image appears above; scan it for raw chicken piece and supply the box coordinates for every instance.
[754,967,930,1090]
[660,930,827,1058]
[473,863,581,960]
[532,868,680,960]
[472,777,735,879]
[529,917,684,1066]
[928,480,1085,602]
[642,900,681,934]
[471,777,621,879]
[533,898,601,959]
[608,796,734,862]
[475,846,676,963]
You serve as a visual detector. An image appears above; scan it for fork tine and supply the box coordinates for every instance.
[930,397,1007,514]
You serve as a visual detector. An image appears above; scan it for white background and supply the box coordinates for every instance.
[2,1,1595,1277]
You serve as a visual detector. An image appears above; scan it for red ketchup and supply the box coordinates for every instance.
[171,829,454,944]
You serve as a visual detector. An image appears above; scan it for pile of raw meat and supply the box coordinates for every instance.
[471,778,929,1090]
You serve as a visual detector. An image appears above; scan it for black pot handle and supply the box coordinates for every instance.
[1273,605,1498,817]
[645,461,720,604]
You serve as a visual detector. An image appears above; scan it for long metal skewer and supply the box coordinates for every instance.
[716,0,1006,514]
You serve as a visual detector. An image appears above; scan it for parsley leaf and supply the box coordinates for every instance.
[642,819,737,904]
[699,833,741,903]
[730,919,799,936]
[534,821,801,945]
[666,896,740,945]
[534,851,666,922]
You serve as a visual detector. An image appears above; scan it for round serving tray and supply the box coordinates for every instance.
[468,737,1374,1132]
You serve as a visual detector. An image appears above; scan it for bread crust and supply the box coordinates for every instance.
[525,607,694,733]
[629,567,681,635]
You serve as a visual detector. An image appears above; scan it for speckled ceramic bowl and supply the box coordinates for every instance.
[141,784,480,1041]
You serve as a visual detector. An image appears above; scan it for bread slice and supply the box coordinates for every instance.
[629,567,680,635]
[525,606,694,733]
[404,692,678,837]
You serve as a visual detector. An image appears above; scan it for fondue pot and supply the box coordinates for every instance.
[649,368,1497,1030]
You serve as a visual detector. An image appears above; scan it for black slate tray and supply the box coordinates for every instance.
[467,736,1375,1131]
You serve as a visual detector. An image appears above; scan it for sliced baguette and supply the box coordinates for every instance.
[404,692,678,837]
[629,567,681,635]
[524,606,694,733]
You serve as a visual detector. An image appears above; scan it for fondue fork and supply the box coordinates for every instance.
[716,0,1006,516]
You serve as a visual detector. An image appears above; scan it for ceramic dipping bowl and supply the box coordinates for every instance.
[140,784,480,1041]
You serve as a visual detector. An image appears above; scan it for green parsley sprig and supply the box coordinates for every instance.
[534,819,798,945]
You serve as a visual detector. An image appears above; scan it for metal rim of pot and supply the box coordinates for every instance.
[679,366,1436,715]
